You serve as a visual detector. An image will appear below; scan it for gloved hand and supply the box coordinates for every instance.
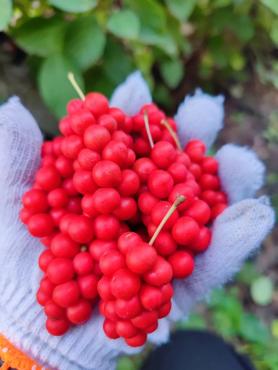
[0,72,274,370]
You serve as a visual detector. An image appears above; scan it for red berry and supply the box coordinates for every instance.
[103,319,119,339]
[201,190,218,206]
[118,170,140,197]
[84,125,111,152]
[92,160,122,187]
[84,92,109,117]
[211,203,227,219]
[102,140,128,167]
[47,258,75,285]
[168,251,194,278]
[78,274,98,299]
[68,215,94,243]
[151,141,176,169]
[172,216,200,246]
[97,276,113,300]
[151,201,178,229]
[138,192,158,214]
[148,170,174,199]
[133,158,156,182]
[117,232,142,254]
[46,318,70,336]
[185,199,211,224]
[67,300,92,324]
[28,214,54,237]
[168,163,187,183]
[114,197,137,221]
[116,320,138,338]
[126,243,157,274]
[111,269,140,300]
[73,252,94,275]
[55,156,74,177]
[39,250,54,272]
[98,114,118,133]
[140,285,163,311]
[45,301,66,319]
[153,232,176,256]
[70,110,95,135]
[190,226,211,252]
[169,184,194,211]
[115,296,142,319]
[144,257,173,287]
[185,140,206,162]
[89,240,117,260]
[104,300,118,321]
[66,98,83,114]
[125,332,147,347]
[36,288,51,306]
[48,188,69,208]
[61,135,83,159]
[53,281,80,308]
[36,166,61,191]
[59,117,74,136]
[158,301,172,318]
[161,283,174,303]
[131,311,158,330]
[73,170,97,194]
[199,174,220,191]
[92,188,121,214]
[99,250,125,276]
[78,149,100,170]
[51,233,80,258]
[22,189,48,213]
[202,157,218,174]
[94,215,120,240]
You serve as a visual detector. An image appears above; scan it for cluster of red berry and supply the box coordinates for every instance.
[20,90,227,347]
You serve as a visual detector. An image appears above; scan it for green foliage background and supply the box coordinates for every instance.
[1,0,277,117]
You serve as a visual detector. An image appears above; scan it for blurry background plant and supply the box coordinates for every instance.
[0,1,277,369]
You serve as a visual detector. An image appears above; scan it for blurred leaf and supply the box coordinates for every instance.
[49,0,97,13]
[107,10,140,40]
[251,276,274,306]
[38,54,84,117]
[260,0,278,15]
[160,59,184,88]
[271,320,278,339]
[117,357,136,370]
[65,15,106,70]
[236,262,260,284]
[177,313,207,330]
[13,17,66,57]
[239,313,269,343]
[165,0,196,21]
[270,20,278,45]
[0,0,12,31]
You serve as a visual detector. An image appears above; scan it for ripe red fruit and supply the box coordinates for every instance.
[97,276,113,301]
[110,269,141,300]
[28,214,54,237]
[185,140,206,162]
[199,174,220,191]
[61,135,83,159]
[78,274,98,299]
[172,216,200,246]
[48,188,69,208]
[115,296,142,319]
[36,166,61,191]
[40,278,55,295]
[36,288,51,306]
[73,170,97,194]
[98,114,118,132]
[114,197,137,220]
[68,215,94,243]
[117,232,142,254]
[45,301,66,319]
[151,201,178,229]
[47,258,75,285]
[84,92,109,117]
[22,189,48,213]
[148,170,174,199]
[99,250,125,276]
[103,319,119,339]
[77,149,100,170]
[185,199,211,224]
[169,184,195,211]
[102,140,128,167]
[67,300,92,324]
[39,250,54,272]
[73,252,94,275]
[158,301,172,318]
[66,98,83,115]
[118,170,140,197]
[51,233,80,258]
[84,125,111,152]
[131,311,158,330]
[211,203,227,219]
[116,320,138,338]
[125,332,147,347]
[70,110,95,135]
[46,318,70,336]
[59,117,74,136]
[89,240,117,260]
[202,157,218,174]
[138,192,158,214]
[161,283,173,303]
[133,158,157,182]
[126,243,157,274]
[94,215,120,240]
[168,163,187,183]
[190,226,211,252]
[55,156,74,177]
[53,281,80,308]
[151,141,176,169]
[168,251,194,278]
[140,285,163,311]
[92,160,122,187]
[103,300,118,321]
[144,256,173,287]
[92,188,121,214]
[153,232,176,256]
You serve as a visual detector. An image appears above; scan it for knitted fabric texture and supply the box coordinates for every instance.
[0,73,274,370]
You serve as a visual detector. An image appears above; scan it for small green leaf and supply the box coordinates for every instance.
[13,17,66,57]
[65,15,106,70]
[49,0,97,13]
[0,0,12,31]
[260,0,278,15]
[251,276,274,306]
[160,59,184,88]
[107,10,140,40]
[176,313,207,330]
[239,313,269,343]
[39,54,84,117]
[117,357,136,370]
[165,0,196,21]
[272,320,278,339]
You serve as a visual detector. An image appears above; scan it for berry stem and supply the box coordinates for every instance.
[149,195,185,246]
[161,119,182,151]
[67,72,85,100]
[143,110,154,149]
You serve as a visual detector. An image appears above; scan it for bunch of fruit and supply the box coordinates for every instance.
[20,84,228,347]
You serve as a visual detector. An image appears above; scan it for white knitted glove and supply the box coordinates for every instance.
[0,73,274,370]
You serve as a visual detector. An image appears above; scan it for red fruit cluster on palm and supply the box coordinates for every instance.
[20,92,227,346]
